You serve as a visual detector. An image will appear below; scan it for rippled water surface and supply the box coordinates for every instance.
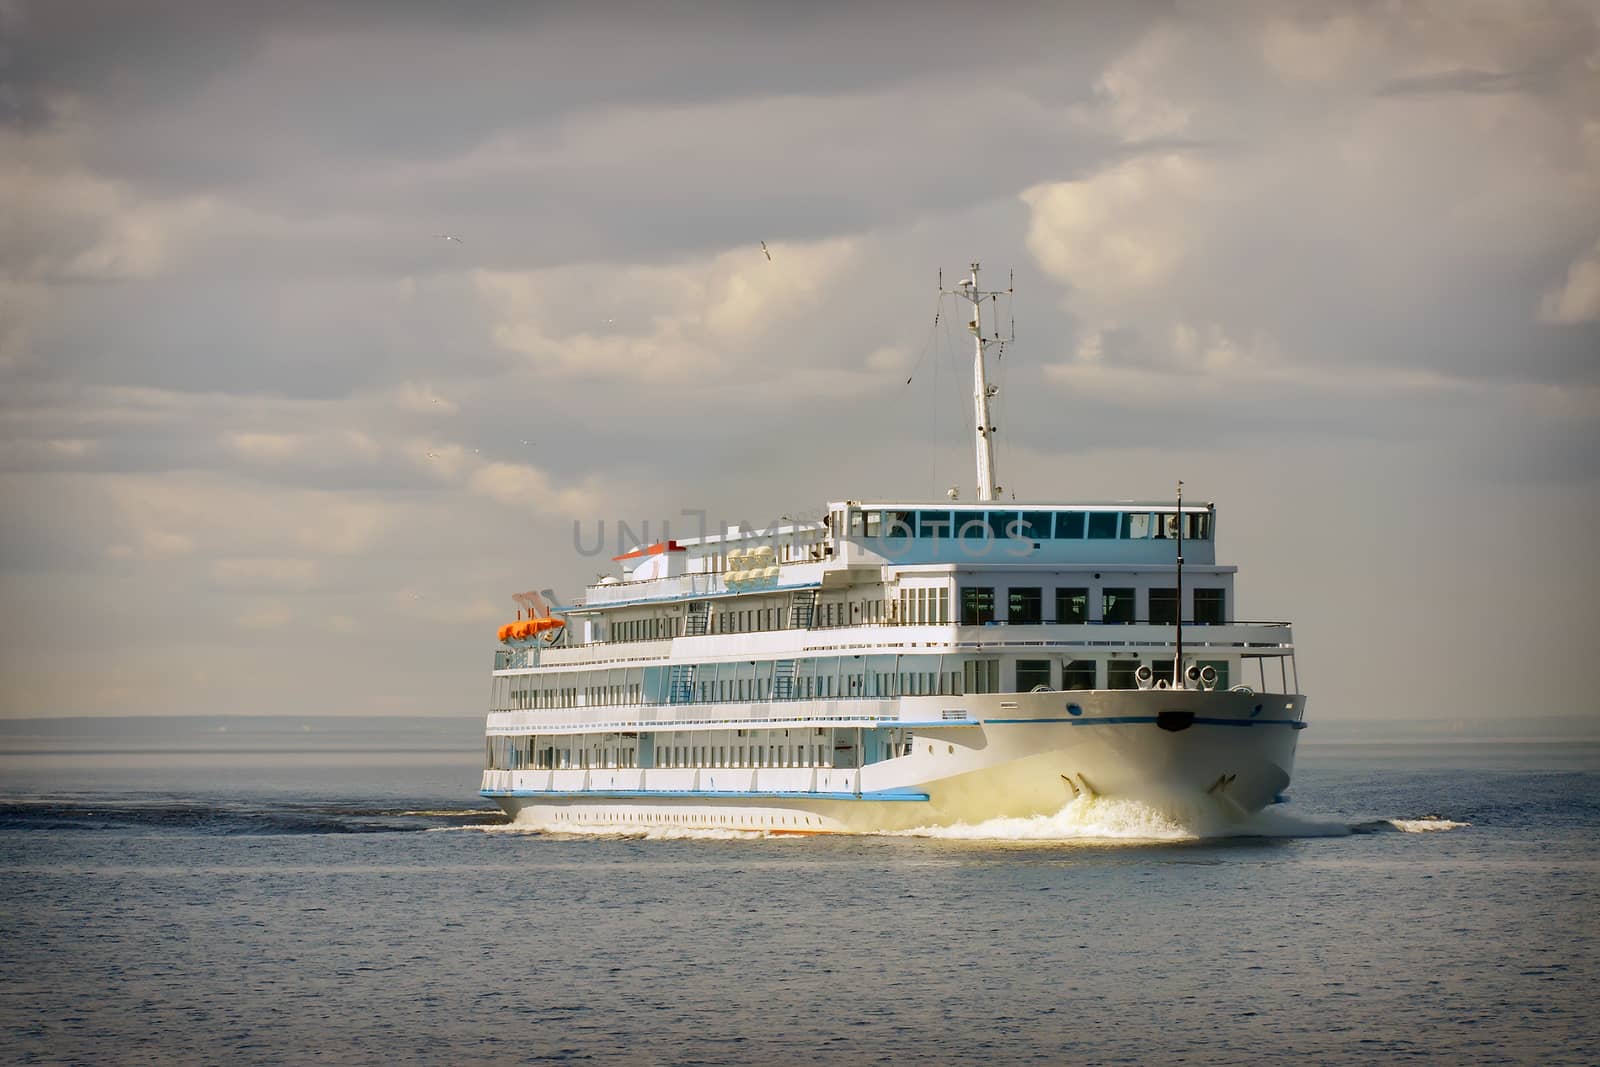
[1,717,1596,1065]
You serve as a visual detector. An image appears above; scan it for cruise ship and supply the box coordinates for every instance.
[480,264,1307,833]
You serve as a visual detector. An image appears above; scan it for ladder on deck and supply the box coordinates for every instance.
[683,599,710,636]
[667,664,695,704]
[772,659,797,700]
[788,589,817,629]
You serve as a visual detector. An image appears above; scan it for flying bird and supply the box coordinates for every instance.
[436,234,463,243]
[760,241,771,261]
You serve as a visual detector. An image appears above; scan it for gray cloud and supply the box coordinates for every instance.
[1,0,1597,720]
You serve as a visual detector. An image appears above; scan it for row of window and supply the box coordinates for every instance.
[852,509,1212,543]
[490,654,1234,710]
[960,586,1226,626]
[492,656,970,710]
[487,727,906,771]
[611,617,679,643]
[597,584,1225,646]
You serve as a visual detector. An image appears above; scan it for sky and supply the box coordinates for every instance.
[1,0,1597,722]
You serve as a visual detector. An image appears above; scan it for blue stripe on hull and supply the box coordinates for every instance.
[983,716,1306,728]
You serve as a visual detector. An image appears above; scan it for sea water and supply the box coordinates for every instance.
[1,716,1595,1065]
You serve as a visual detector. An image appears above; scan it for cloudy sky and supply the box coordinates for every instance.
[2,1,1596,723]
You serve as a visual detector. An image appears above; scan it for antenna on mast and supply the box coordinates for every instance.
[1174,480,1185,687]
[942,262,1011,501]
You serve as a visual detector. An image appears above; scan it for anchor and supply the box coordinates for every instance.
[1061,773,1097,799]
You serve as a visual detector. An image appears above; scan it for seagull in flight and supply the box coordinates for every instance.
[436,234,463,243]
[760,241,771,261]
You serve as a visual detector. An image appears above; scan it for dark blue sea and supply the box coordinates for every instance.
[1,716,1596,1066]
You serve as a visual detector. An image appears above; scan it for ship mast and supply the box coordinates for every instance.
[946,262,1006,500]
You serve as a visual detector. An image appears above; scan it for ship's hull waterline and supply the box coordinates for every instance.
[485,690,1306,834]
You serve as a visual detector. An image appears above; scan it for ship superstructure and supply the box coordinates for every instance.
[481,265,1307,832]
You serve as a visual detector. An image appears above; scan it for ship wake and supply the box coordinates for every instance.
[889,794,1468,843]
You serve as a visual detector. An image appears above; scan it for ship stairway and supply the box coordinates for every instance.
[772,659,797,700]
[667,663,695,704]
[788,589,817,629]
[684,599,710,637]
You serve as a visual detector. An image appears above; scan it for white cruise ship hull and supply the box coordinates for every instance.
[483,689,1306,834]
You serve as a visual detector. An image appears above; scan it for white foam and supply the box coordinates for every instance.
[432,805,1467,843]
[890,794,1354,843]
[1382,818,1472,833]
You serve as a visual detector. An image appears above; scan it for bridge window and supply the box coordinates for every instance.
[1017,511,1053,540]
[1149,587,1178,626]
[1087,512,1118,539]
[1055,511,1086,538]
[1186,512,1211,540]
[1103,588,1136,624]
[1062,660,1096,690]
[916,510,951,539]
[1123,512,1151,539]
[1016,660,1051,692]
[1195,589,1226,625]
[884,511,914,541]
[1007,587,1042,625]
[1055,587,1088,624]
[961,586,995,625]
[954,513,990,545]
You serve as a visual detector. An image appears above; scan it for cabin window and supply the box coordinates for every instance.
[1087,512,1118,539]
[1055,588,1088,624]
[1149,587,1178,626]
[1103,588,1136,624]
[960,587,995,625]
[1007,587,1042,625]
[1062,660,1096,690]
[963,659,1001,694]
[1194,589,1226,625]
[1055,512,1086,538]
[1107,659,1140,690]
[1016,660,1051,692]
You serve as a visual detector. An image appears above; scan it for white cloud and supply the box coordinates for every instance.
[234,601,293,630]
[212,557,322,590]
[1022,155,1209,296]
[467,461,597,515]
[390,381,460,415]
[222,428,381,465]
[476,238,858,379]
[1540,241,1600,324]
